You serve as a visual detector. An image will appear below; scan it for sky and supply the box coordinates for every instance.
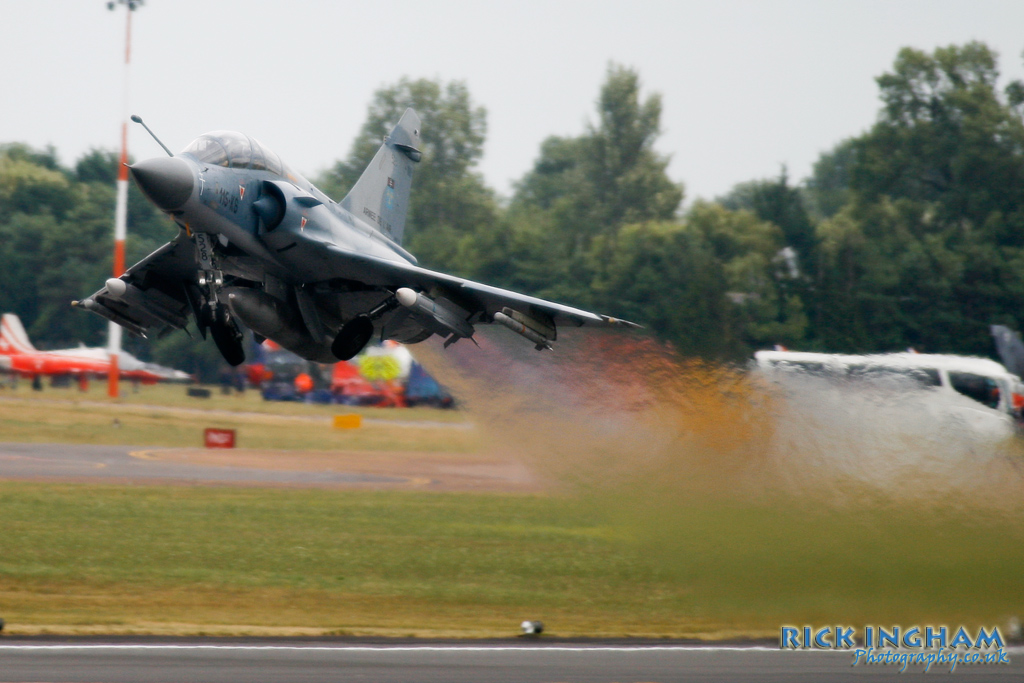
[2,0,1023,204]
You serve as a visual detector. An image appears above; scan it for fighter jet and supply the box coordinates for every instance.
[0,313,190,382]
[77,110,638,366]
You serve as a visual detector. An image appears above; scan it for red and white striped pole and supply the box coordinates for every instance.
[108,0,142,398]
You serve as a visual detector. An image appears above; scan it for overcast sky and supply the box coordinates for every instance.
[2,1,1023,204]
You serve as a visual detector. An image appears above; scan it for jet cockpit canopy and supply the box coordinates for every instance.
[180,131,286,176]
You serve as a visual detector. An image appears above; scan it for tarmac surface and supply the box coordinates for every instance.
[0,442,402,487]
[0,441,539,492]
[0,638,1020,682]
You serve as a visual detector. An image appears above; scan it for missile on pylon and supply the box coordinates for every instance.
[395,287,475,345]
[493,308,554,351]
[105,278,128,298]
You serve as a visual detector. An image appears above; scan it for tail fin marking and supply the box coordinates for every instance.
[340,108,421,246]
[0,314,36,354]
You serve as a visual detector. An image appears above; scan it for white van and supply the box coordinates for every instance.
[754,350,1023,438]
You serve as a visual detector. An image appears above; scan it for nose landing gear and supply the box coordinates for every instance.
[193,232,245,366]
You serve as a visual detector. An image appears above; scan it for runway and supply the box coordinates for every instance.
[0,441,539,491]
[2,638,1019,682]
[0,442,403,487]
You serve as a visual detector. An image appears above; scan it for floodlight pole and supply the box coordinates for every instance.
[108,0,142,398]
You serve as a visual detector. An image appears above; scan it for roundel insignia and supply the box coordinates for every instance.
[300,216,307,231]
[239,185,246,200]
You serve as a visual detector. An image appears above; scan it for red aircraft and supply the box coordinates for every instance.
[0,313,189,383]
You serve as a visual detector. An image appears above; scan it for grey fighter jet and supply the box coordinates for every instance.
[77,110,638,366]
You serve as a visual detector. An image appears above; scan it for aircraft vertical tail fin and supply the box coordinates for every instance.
[991,325,1024,377]
[0,313,36,354]
[340,108,421,246]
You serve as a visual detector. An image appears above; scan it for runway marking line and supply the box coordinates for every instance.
[128,449,432,487]
[128,450,161,461]
[0,644,778,652]
[0,644,1020,654]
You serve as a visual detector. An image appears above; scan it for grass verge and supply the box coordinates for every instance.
[0,380,467,420]
[0,482,1021,638]
[0,389,477,452]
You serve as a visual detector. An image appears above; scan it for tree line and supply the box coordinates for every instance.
[1,41,1023,378]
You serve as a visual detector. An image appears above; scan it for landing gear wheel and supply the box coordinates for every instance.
[332,315,374,361]
[209,308,245,367]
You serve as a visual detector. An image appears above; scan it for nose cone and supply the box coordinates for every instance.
[129,157,194,211]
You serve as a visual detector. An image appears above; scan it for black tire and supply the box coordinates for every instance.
[332,315,374,361]
[210,309,245,366]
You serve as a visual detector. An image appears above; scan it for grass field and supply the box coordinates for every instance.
[1,373,1023,638]
[0,482,1022,638]
[0,484,666,637]
[0,382,476,452]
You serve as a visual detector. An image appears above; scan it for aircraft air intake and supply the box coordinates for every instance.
[253,180,323,234]
[253,181,286,231]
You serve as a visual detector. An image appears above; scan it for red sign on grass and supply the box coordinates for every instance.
[204,428,236,449]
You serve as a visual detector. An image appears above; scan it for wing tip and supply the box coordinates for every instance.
[600,315,643,329]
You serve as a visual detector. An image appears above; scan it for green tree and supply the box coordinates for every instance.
[0,145,81,343]
[0,144,179,353]
[812,198,970,352]
[490,64,684,318]
[687,201,807,348]
[804,42,1024,354]
[31,182,115,346]
[0,145,75,221]
[587,221,734,357]
[75,149,119,185]
[511,65,683,258]
[586,65,683,230]
[852,42,1024,243]
[0,212,55,333]
[804,138,857,221]
[718,168,815,258]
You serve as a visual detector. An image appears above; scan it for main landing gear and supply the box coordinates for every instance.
[207,306,245,367]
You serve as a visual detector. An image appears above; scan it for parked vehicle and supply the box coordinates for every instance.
[754,350,1024,438]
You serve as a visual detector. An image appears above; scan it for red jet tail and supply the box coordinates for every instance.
[0,314,37,355]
